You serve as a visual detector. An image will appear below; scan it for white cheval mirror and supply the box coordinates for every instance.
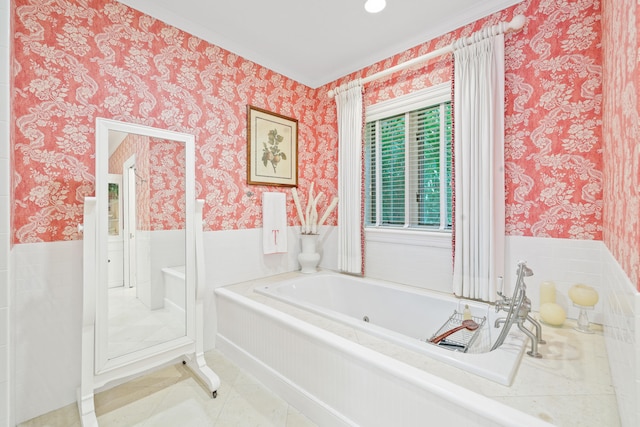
[77,118,219,426]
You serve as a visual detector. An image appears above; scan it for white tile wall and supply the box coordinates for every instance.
[602,248,639,427]
[505,236,605,324]
[0,0,10,425]
[12,241,84,423]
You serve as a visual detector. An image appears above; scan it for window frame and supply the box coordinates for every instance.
[365,83,452,244]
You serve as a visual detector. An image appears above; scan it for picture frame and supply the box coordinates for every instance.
[247,105,298,187]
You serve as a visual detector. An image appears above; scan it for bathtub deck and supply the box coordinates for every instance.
[220,271,620,427]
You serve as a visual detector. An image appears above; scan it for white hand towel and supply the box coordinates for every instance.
[262,192,287,254]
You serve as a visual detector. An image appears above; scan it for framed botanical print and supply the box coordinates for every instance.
[246,105,298,186]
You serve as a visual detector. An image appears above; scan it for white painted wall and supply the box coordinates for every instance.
[10,229,637,426]
[0,0,11,424]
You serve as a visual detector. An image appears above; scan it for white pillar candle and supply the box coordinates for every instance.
[539,281,556,305]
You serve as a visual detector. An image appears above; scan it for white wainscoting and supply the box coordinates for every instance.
[9,230,638,426]
[364,229,453,294]
[12,240,84,423]
[10,226,336,423]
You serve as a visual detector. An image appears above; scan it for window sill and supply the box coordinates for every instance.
[365,227,452,248]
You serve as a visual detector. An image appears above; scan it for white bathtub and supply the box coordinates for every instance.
[161,265,185,315]
[215,272,548,427]
[254,272,527,385]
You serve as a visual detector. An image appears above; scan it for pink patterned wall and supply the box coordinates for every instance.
[11,0,608,250]
[601,0,640,290]
[148,137,186,230]
[346,0,603,241]
[11,0,337,243]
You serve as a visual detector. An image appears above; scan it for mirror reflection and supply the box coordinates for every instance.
[106,130,187,359]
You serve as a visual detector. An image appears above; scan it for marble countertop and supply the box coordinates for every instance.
[220,272,620,427]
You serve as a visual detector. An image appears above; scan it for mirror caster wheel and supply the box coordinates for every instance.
[182,360,186,365]
[212,390,217,398]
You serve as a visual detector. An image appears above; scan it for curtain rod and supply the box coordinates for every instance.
[328,15,526,98]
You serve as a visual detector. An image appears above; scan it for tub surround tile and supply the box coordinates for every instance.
[494,394,620,427]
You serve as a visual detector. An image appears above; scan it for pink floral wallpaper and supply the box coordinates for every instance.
[601,0,640,290]
[11,0,338,242]
[11,0,621,271]
[350,0,603,241]
[148,138,186,231]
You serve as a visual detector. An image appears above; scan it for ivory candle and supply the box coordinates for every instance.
[569,284,599,307]
[540,302,566,326]
[539,281,556,305]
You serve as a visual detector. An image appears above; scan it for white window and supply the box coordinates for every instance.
[365,83,452,233]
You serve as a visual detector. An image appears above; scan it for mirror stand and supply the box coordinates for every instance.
[78,116,220,426]
[77,198,219,426]
[183,199,220,398]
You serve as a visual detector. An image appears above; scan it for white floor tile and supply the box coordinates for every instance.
[17,350,317,427]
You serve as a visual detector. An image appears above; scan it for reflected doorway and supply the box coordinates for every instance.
[123,155,137,289]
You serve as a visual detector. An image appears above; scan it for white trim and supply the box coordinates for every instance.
[365,227,451,248]
[366,83,451,121]
[365,83,452,232]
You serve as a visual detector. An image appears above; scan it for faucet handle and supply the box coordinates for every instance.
[495,298,508,312]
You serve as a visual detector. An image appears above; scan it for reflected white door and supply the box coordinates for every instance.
[123,155,137,288]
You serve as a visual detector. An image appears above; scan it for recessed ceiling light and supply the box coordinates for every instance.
[365,0,386,14]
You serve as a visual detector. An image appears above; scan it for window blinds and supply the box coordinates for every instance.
[365,102,451,229]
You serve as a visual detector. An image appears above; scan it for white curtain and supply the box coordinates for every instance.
[335,81,363,274]
[452,33,505,302]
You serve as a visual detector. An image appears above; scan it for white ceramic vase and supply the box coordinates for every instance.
[298,234,320,274]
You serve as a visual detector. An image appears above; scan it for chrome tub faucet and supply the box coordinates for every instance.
[491,261,545,358]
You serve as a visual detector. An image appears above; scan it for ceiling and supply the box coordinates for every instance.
[117,0,521,88]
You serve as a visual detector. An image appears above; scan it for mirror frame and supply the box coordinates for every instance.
[95,118,196,374]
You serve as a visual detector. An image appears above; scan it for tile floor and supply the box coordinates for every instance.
[18,350,317,427]
[108,286,186,358]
